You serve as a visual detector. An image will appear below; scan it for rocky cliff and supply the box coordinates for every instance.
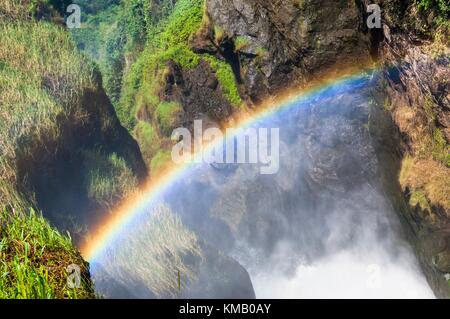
[119,0,449,297]
[24,0,449,298]
[362,0,450,298]
[194,0,450,297]
[197,0,371,102]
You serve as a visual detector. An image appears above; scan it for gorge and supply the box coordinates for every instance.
[0,0,448,299]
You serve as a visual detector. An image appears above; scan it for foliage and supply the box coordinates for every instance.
[156,101,182,135]
[0,18,98,204]
[83,151,138,208]
[99,204,202,297]
[203,55,243,107]
[133,120,161,165]
[73,0,243,175]
[416,0,450,18]
[150,150,172,175]
[0,208,95,298]
[234,36,250,51]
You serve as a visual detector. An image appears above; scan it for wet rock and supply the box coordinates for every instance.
[163,60,233,127]
[201,0,370,102]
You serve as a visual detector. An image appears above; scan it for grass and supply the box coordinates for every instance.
[0,16,99,206]
[0,2,139,298]
[235,36,250,51]
[156,101,182,135]
[111,0,242,174]
[399,156,450,213]
[409,190,432,213]
[150,150,172,176]
[72,0,244,178]
[99,204,202,297]
[83,151,138,209]
[133,120,162,165]
[0,208,95,298]
[214,25,225,43]
[431,128,450,166]
[392,89,450,216]
[203,55,243,107]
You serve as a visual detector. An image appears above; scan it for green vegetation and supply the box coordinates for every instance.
[415,96,450,167]
[99,204,202,297]
[214,25,225,43]
[234,36,250,51]
[0,16,97,209]
[203,56,243,107]
[0,0,145,298]
[118,0,204,122]
[415,0,450,31]
[431,128,450,166]
[150,150,172,175]
[409,190,432,213]
[0,208,95,298]
[71,3,125,104]
[133,121,161,161]
[73,0,243,173]
[256,47,268,58]
[400,156,450,213]
[83,151,138,208]
[156,101,182,135]
[416,0,449,18]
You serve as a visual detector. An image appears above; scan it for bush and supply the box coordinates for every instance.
[203,56,243,107]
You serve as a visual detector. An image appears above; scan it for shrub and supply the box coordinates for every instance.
[416,0,450,18]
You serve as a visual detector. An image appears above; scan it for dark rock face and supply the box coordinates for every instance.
[185,0,449,297]
[164,75,435,297]
[182,242,256,299]
[358,0,450,298]
[91,213,256,299]
[16,83,147,245]
[163,60,233,128]
[201,0,370,103]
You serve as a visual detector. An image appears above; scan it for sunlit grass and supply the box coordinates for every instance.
[0,208,95,298]
[100,204,203,298]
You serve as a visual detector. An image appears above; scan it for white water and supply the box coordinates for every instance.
[91,74,435,298]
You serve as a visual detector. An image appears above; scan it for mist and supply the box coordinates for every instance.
[90,73,435,299]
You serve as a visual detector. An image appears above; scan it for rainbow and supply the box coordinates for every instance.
[82,64,378,261]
